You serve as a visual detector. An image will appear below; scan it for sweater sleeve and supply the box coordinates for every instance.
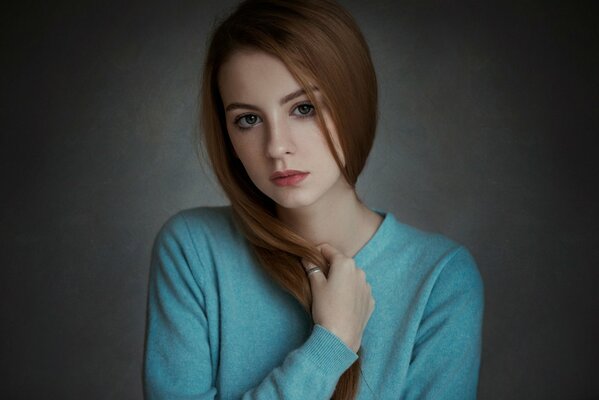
[143,215,216,399]
[241,324,358,399]
[402,246,484,400]
[143,214,358,400]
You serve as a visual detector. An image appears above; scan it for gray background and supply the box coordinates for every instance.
[2,0,597,399]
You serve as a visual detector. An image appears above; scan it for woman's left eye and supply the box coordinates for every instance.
[292,103,315,117]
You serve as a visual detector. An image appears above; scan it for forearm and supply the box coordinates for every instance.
[241,325,358,400]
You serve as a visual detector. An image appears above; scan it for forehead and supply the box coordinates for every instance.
[218,50,302,105]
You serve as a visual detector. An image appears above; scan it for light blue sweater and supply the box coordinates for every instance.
[143,206,484,399]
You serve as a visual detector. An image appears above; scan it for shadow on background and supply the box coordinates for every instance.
[2,0,597,398]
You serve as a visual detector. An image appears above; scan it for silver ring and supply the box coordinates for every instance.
[306,266,322,276]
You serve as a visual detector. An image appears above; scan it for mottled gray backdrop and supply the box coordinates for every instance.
[2,0,597,399]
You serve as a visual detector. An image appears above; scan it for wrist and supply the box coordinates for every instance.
[321,324,360,353]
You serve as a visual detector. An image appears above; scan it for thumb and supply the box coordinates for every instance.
[301,259,327,287]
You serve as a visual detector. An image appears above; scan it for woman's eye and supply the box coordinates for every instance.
[293,103,315,117]
[235,114,262,129]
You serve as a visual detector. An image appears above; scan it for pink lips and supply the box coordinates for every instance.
[270,170,309,187]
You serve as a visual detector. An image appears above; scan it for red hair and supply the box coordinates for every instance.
[200,1,378,397]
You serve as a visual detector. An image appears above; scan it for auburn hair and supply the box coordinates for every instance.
[200,0,378,398]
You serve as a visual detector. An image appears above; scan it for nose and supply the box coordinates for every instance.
[265,118,295,159]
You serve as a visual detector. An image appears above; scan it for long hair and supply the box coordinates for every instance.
[200,0,378,398]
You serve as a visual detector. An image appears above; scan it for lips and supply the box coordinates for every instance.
[270,170,310,187]
[269,170,309,180]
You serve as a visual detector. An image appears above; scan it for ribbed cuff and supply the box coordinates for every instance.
[300,324,359,377]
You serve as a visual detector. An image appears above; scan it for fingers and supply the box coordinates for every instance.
[301,259,326,286]
[303,243,355,285]
[317,243,344,263]
[307,243,375,352]
[317,243,357,280]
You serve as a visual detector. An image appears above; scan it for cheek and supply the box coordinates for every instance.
[228,135,264,179]
[234,144,256,171]
[225,124,238,158]
[228,139,239,159]
[226,124,256,163]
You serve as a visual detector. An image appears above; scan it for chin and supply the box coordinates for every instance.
[262,178,344,212]
[272,197,315,210]
[269,190,320,210]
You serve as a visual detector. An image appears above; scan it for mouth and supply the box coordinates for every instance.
[270,170,310,186]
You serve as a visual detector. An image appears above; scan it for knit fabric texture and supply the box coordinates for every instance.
[143,206,484,399]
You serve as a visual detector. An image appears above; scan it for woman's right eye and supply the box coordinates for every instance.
[235,114,262,129]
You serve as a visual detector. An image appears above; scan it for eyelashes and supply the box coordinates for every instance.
[233,102,316,130]
[235,113,262,129]
[292,103,315,117]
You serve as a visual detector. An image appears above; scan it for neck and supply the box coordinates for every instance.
[276,184,382,258]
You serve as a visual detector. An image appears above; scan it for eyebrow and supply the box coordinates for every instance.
[224,87,318,113]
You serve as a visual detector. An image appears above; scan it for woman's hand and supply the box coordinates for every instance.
[302,243,375,353]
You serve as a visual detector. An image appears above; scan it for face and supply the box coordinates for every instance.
[218,50,350,212]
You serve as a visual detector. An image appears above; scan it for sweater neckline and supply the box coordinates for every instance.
[352,208,394,268]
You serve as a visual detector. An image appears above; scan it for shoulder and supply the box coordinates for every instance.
[158,205,234,231]
[406,223,483,312]
[383,214,484,327]
[155,205,237,243]
[150,205,248,283]
[382,212,483,299]
[432,245,484,306]
[152,205,247,262]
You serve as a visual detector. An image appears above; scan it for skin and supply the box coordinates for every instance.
[218,49,380,352]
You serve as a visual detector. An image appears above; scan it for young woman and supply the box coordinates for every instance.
[143,0,484,399]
